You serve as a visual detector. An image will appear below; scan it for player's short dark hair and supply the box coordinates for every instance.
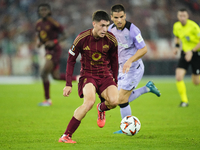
[92,10,110,22]
[111,4,125,15]
[37,3,52,17]
[178,8,187,12]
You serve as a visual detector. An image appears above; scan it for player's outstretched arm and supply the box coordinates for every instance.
[173,37,180,55]
[63,86,72,97]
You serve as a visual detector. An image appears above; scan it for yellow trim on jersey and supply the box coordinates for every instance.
[47,17,60,27]
[173,19,200,52]
[36,18,42,24]
[106,33,118,47]
[73,30,91,46]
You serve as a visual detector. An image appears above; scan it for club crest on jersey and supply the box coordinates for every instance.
[185,36,190,41]
[125,36,129,41]
[103,44,109,52]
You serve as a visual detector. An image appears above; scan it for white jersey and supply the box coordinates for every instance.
[108,21,146,73]
[108,21,146,90]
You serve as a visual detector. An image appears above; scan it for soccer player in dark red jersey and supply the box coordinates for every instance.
[58,10,119,143]
[35,3,79,106]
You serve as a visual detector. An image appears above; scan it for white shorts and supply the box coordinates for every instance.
[118,62,144,91]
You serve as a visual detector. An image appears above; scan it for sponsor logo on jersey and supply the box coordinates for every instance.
[83,46,90,50]
[90,61,103,65]
[40,30,47,39]
[118,42,128,48]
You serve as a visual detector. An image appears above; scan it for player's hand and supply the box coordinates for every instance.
[123,60,132,74]
[63,86,72,97]
[185,51,193,62]
[173,47,179,55]
[45,41,55,47]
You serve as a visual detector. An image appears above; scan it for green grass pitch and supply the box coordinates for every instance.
[0,77,200,150]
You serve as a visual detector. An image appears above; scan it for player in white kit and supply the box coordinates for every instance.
[108,4,161,134]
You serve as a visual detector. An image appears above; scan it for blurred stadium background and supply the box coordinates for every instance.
[0,0,200,79]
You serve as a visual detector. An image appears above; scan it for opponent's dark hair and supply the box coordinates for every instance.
[178,8,187,12]
[37,3,52,17]
[92,10,110,22]
[111,4,125,15]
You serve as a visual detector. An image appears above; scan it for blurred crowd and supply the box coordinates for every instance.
[1,0,200,54]
[0,0,200,75]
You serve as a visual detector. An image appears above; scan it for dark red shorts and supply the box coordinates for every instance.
[45,44,62,70]
[78,76,117,98]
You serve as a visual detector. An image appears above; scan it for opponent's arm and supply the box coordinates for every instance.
[123,45,147,74]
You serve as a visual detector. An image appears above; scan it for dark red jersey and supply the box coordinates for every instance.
[66,29,118,87]
[35,17,64,49]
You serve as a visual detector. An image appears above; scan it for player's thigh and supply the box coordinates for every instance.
[118,89,132,104]
[118,64,144,91]
[51,67,60,79]
[101,85,118,106]
[82,83,96,108]
[175,68,186,81]
[42,59,54,73]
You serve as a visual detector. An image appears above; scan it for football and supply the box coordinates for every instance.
[120,115,141,136]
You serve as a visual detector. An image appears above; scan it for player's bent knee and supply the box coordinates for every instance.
[84,100,95,111]
[108,99,118,108]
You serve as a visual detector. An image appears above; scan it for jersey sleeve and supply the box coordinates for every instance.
[173,22,179,37]
[110,44,118,84]
[130,24,146,50]
[65,36,81,87]
[194,23,200,39]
